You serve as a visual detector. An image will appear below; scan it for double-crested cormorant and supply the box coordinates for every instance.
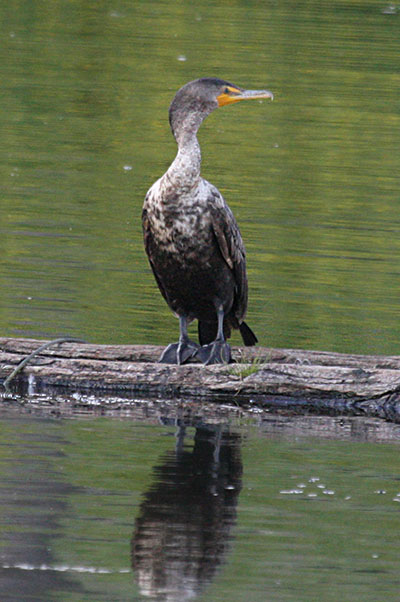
[142,77,273,365]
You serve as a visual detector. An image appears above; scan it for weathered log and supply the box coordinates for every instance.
[1,337,400,421]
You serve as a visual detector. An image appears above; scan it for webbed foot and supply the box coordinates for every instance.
[159,340,200,365]
[195,340,232,365]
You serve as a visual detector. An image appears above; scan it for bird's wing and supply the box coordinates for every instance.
[142,206,171,304]
[142,205,152,250]
[209,191,248,320]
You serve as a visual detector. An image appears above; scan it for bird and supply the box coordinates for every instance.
[142,77,273,365]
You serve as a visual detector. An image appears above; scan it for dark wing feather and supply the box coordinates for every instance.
[142,206,171,306]
[209,192,248,324]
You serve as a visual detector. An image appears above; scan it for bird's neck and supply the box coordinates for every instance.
[163,105,212,194]
[165,134,202,194]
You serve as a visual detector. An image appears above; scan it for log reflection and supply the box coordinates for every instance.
[131,425,242,601]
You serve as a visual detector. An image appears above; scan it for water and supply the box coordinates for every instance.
[0,406,399,601]
[0,1,399,354]
[1,3,400,599]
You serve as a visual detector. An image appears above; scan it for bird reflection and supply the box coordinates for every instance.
[131,425,242,601]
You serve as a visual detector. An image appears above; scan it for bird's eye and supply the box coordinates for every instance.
[224,87,230,94]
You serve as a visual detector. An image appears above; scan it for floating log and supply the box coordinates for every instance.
[0,337,400,421]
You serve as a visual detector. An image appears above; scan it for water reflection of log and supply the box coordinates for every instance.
[131,426,242,601]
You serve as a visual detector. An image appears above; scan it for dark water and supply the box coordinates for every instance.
[0,407,399,601]
[0,1,399,354]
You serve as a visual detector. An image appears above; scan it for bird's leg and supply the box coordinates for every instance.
[159,315,200,364]
[176,316,200,363]
[196,305,232,365]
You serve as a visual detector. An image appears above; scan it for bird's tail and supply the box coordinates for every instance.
[198,319,257,346]
[239,321,258,346]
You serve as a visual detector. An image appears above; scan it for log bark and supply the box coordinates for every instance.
[1,337,400,421]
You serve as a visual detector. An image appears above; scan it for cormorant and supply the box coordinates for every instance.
[142,77,273,365]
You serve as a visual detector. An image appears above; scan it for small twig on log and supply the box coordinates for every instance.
[2,337,86,393]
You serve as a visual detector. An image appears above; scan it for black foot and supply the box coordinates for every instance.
[159,340,200,365]
[195,340,232,365]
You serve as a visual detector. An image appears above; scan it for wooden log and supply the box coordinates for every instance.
[0,337,399,420]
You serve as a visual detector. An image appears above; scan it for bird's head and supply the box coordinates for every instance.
[169,78,273,143]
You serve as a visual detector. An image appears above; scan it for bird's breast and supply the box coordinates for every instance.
[144,180,214,262]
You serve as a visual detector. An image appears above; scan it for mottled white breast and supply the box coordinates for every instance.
[144,176,218,261]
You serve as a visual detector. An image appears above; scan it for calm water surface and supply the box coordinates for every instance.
[1,4,400,600]
[0,406,399,601]
[0,1,399,354]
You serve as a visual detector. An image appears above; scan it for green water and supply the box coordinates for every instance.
[1,0,399,354]
[1,3,400,599]
[0,409,399,601]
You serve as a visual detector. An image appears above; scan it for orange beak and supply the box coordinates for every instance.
[217,86,274,107]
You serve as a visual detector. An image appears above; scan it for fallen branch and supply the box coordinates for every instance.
[1,337,400,421]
